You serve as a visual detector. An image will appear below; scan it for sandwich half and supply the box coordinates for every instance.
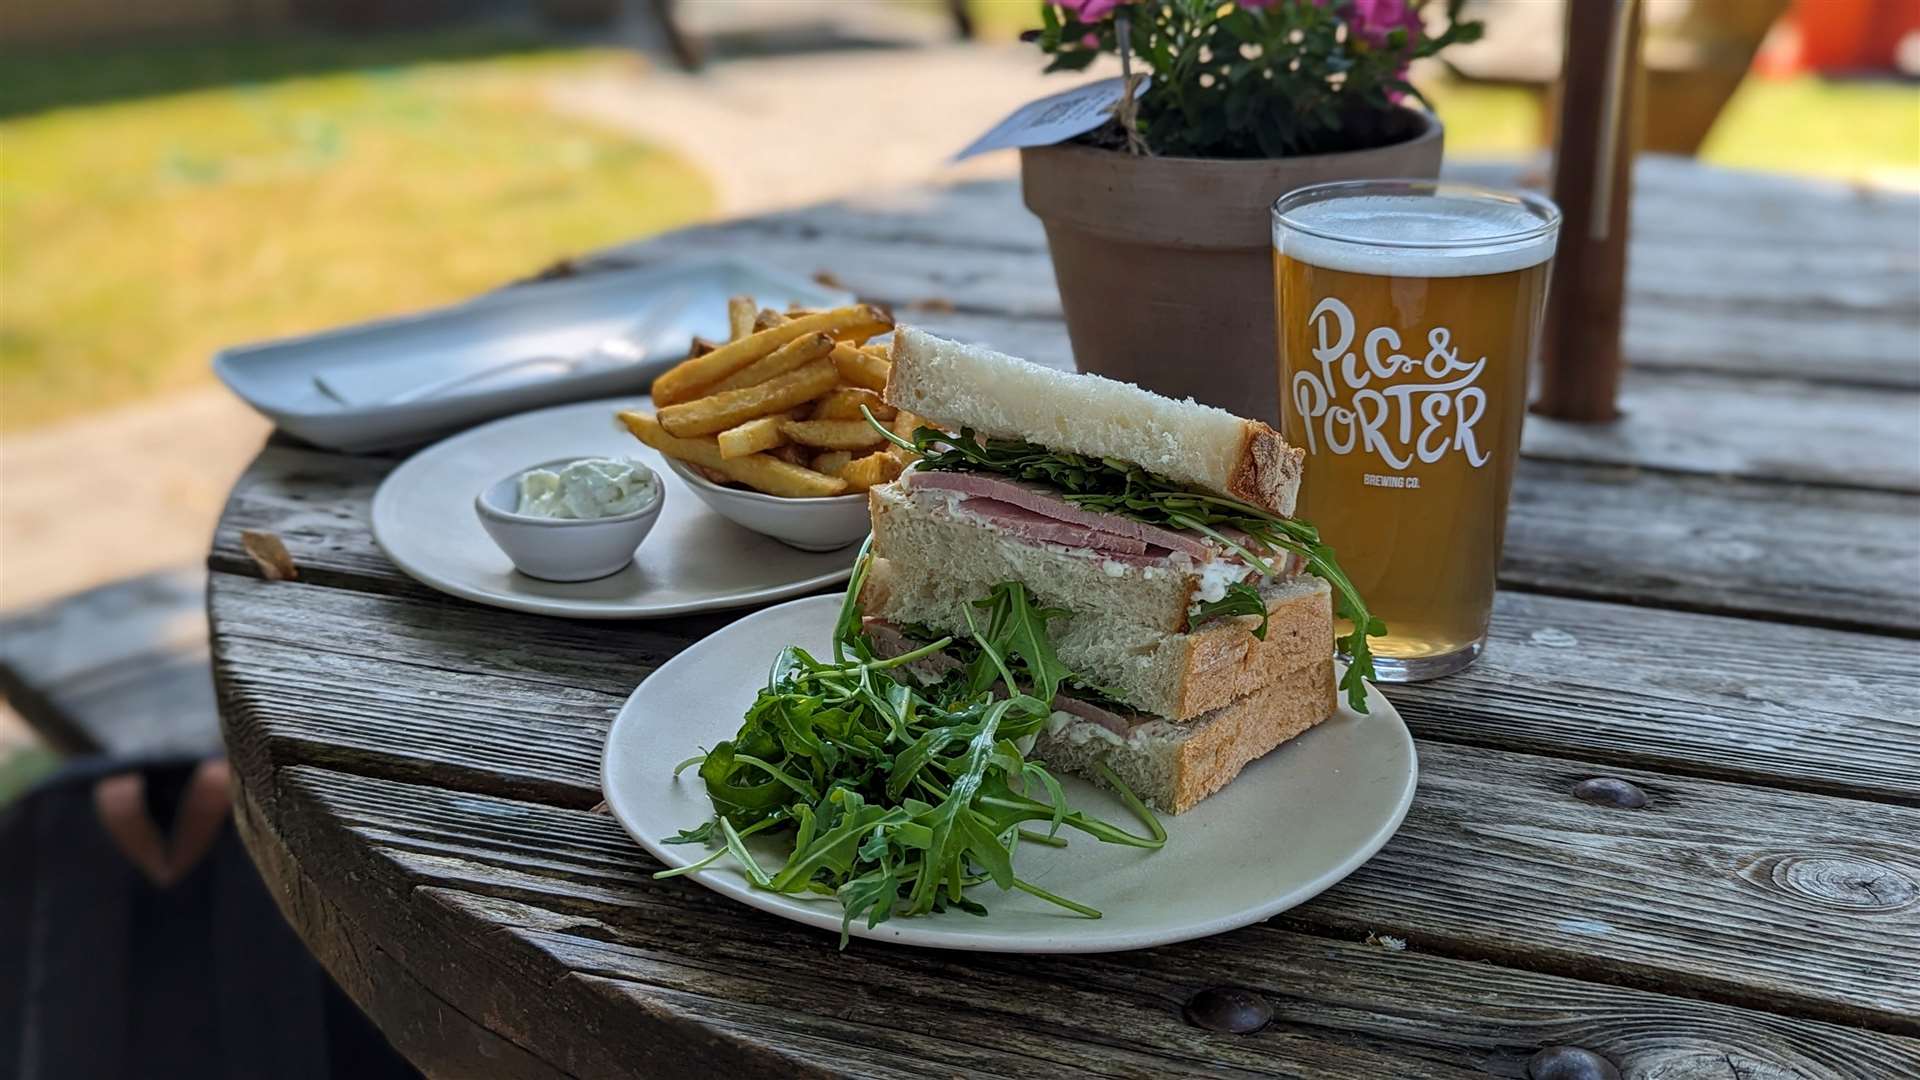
[859,328,1376,813]
[864,616,1336,814]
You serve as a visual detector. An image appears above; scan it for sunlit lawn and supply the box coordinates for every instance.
[1,34,713,431]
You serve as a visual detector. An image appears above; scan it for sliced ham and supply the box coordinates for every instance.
[1048,693,1141,736]
[909,471,1211,559]
[962,499,1149,555]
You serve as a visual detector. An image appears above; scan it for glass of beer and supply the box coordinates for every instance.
[1271,180,1560,681]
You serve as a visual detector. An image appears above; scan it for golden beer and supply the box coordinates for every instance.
[1271,181,1559,680]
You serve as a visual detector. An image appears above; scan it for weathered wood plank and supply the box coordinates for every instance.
[215,626,618,809]
[231,778,584,1080]
[207,442,1920,636]
[1284,742,1920,1032]
[0,567,218,755]
[295,746,1920,1032]
[1504,459,1920,634]
[1521,373,1920,492]
[209,571,1920,806]
[616,163,1920,390]
[272,764,1920,1076]
[1399,591,1920,804]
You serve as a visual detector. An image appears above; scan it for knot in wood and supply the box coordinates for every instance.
[1528,1045,1621,1080]
[1572,777,1648,809]
[1747,852,1918,913]
[1182,987,1272,1034]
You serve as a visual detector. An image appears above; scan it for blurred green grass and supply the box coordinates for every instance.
[0,33,713,432]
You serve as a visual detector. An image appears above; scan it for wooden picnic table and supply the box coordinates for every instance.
[208,156,1920,1079]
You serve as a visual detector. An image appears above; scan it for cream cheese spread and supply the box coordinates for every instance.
[518,458,656,520]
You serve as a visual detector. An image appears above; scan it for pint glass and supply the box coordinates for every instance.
[1271,180,1560,681]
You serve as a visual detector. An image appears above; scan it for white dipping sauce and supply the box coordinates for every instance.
[518,458,656,519]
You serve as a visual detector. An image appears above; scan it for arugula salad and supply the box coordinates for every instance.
[660,548,1167,944]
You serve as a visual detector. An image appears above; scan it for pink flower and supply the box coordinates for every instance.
[1057,0,1125,20]
[1348,0,1424,48]
[1081,32,1101,48]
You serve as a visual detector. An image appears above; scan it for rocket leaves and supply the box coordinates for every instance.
[660,564,1165,946]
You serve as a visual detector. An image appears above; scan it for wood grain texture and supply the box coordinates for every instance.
[207,444,1920,636]
[208,576,1920,1031]
[1399,591,1920,804]
[1503,459,1920,634]
[1280,741,1920,1033]
[264,763,1920,1078]
[209,571,1920,807]
[232,779,572,1080]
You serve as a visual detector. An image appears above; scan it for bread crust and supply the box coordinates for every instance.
[1029,656,1338,813]
[1229,424,1305,518]
[1167,657,1336,811]
[1163,581,1333,718]
[886,327,1302,518]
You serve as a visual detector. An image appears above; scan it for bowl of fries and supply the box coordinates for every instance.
[618,298,920,552]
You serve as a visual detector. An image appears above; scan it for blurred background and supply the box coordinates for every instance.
[2,0,1917,797]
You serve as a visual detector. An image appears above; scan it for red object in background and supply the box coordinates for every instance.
[1768,0,1920,75]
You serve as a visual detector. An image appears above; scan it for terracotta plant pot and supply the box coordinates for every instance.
[1020,111,1443,426]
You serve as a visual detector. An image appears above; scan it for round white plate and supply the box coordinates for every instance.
[371,399,860,619]
[602,594,1418,952]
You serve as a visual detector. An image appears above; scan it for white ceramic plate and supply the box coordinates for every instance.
[602,595,1418,952]
[215,258,851,452]
[372,400,861,619]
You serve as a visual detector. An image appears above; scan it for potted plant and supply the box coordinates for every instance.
[1021,0,1482,422]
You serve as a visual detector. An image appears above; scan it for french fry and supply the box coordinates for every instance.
[810,387,893,422]
[812,450,853,476]
[657,359,839,437]
[690,336,720,357]
[617,411,847,498]
[651,304,891,406]
[708,332,833,395]
[887,408,926,465]
[841,450,905,492]
[781,419,887,451]
[831,343,889,391]
[890,409,925,438]
[770,443,809,466]
[754,308,789,332]
[861,342,890,360]
[727,296,755,341]
[716,415,788,460]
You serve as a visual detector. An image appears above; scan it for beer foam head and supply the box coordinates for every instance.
[1275,192,1559,278]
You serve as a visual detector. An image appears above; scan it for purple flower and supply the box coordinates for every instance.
[1348,0,1424,48]
[1058,0,1125,20]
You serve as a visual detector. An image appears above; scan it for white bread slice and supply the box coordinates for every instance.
[860,545,1333,722]
[869,482,1196,634]
[1033,657,1337,813]
[884,327,1304,517]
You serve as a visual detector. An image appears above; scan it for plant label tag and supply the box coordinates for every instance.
[952,76,1150,161]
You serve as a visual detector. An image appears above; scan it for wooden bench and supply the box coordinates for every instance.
[0,566,219,758]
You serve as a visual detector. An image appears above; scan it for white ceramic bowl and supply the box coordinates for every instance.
[473,457,665,581]
[662,457,870,552]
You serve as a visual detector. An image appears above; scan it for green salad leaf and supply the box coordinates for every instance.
[660,563,1166,945]
[872,418,1384,713]
[1190,581,1271,640]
